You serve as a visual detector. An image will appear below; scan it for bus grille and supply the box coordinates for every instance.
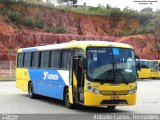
[101,100,128,105]
[100,90,128,95]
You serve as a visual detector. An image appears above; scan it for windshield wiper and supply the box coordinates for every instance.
[120,73,129,85]
[114,60,129,85]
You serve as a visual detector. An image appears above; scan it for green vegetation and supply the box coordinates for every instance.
[7,11,21,24]
[8,48,14,53]
[54,25,66,34]
[35,20,44,29]
[57,0,78,6]
[44,25,65,34]
[45,26,54,33]
[0,0,66,33]
[23,17,35,28]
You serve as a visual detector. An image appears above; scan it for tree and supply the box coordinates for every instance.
[106,4,111,9]
[27,0,43,2]
[57,0,77,6]
[140,7,153,13]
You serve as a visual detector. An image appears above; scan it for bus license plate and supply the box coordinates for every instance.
[110,96,119,100]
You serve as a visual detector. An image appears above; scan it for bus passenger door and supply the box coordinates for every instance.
[72,56,84,104]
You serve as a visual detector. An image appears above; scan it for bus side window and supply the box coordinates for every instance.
[50,50,60,69]
[24,52,31,68]
[17,53,24,68]
[61,50,71,69]
[31,52,40,68]
[40,51,50,68]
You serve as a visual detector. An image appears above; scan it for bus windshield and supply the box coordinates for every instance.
[86,47,137,84]
[150,61,159,71]
[137,61,150,68]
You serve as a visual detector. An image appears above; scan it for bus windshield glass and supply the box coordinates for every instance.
[87,47,137,84]
[137,61,150,68]
[150,61,159,71]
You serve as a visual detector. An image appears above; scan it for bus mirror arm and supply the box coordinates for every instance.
[82,58,87,70]
[135,55,139,60]
[135,55,140,71]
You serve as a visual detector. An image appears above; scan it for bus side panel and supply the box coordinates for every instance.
[138,69,151,79]
[151,71,160,78]
[16,68,30,92]
[28,69,69,100]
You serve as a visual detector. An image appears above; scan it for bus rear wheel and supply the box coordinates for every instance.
[64,88,74,109]
[107,106,116,109]
[28,82,36,99]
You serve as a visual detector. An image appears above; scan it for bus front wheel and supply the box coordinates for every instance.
[107,106,116,109]
[64,88,74,109]
[28,82,36,99]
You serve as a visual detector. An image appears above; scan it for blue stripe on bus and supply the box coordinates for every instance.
[28,69,67,100]
[22,48,38,52]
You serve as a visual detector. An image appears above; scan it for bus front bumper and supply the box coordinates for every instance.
[84,91,136,106]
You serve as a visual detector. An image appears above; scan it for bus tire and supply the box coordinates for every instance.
[28,82,36,99]
[107,106,116,109]
[64,88,74,109]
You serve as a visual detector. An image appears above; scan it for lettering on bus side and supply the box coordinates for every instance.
[43,71,58,80]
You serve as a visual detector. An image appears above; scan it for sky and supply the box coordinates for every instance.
[49,0,160,11]
[77,0,160,11]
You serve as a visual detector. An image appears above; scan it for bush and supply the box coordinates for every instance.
[23,17,34,28]
[35,20,44,29]
[108,8,121,21]
[44,26,54,33]
[158,48,160,53]
[54,25,66,33]
[7,10,21,23]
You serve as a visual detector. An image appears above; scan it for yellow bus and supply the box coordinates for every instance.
[16,41,137,109]
[136,59,152,79]
[151,60,160,79]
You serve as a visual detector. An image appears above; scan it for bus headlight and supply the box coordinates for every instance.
[128,86,137,94]
[87,86,100,94]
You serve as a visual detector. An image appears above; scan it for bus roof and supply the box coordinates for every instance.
[18,40,133,53]
[151,60,160,62]
[136,59,151,61]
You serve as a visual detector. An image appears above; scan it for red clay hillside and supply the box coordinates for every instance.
[0,1,160,60]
